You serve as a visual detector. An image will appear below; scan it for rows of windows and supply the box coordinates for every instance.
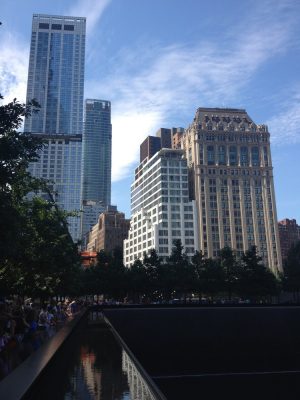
[197,132,269,143]
[205,145,265,166]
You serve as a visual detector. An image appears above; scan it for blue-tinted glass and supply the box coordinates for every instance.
[82,100,112,206]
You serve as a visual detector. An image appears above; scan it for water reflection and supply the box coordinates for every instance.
[62,328,130,400]
[26,316,156,400]
[122,351,156,400]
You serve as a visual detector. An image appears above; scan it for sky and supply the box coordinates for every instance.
[1,0,300,221]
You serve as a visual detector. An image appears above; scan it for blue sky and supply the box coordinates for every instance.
[1,0,300,221]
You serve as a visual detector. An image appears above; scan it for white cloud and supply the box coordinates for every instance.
[68,0,111,35]
[86,2,298,181]
[111,110,162,181]
[267,91,300,145]
[0,33,28,103]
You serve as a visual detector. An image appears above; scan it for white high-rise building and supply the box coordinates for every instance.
[124,149,198,267]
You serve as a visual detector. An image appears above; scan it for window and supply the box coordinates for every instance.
[159,238,168,244]
[39,23,49,29]
[263,147,268,166]
[251,147,259,166]
[240,147,248,166]
[218,145,226,165]
[229,146,237,165]
[207,145,215,165]
[64,24,74,31]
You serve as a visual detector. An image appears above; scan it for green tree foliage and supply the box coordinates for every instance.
[0,96,43,262]
[237,246,280,300]
[166,239,196,301]
[126,259,147,303]
[143,249,161,300]
[218,246,240,300]
[0,96,80,297]
[198,258,224,300]
[79,244,284,303]
[0,95,41,189]
[83,248,127,301]
[191,250,206,299]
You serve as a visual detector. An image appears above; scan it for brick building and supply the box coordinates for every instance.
[87,206,130,254]
[278,219,300,262]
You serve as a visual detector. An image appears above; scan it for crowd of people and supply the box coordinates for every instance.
[0,297,81,380]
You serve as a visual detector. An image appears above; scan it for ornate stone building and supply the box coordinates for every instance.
[181,107,282,273]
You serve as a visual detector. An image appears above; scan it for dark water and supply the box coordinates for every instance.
[25,315,156,400]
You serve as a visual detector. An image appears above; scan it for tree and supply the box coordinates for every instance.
[0,95,43,263]
[127,259,147,303]
[238,246,280,301]
[0,95,80,297]
[191,250,207,301]
[198,258,224,301]
[167,239,196,301]
[218,246,240,300]
[0,95,41,189]
[143,249,161,301]
[0,195,80,298]
[92,248,127,301]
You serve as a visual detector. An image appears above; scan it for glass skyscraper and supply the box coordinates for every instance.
[24,14,85,135]
[24,14,86,242]
[81,99,112,240]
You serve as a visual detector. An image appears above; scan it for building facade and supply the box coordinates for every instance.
[81,99,112,239]
[24,14,86,242]
[27,134,83,240]
[278,219,300,262]
[124,149,198,267]
[171,127,184,149]
[24,15,85,136]
[86,206,130,254]
[155,127,184,150]
[81,200,106,248]
[182,107,282,273]
[156,128,172,149]
[140,136,161,163]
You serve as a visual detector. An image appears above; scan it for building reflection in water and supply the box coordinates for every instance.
[122,350,156,400]
[25,318,159,400]
[79,346,102,399]
[65,329,130,399]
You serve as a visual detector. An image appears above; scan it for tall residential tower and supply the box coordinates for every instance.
[24,14,86,241]
[124,149,198,267]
